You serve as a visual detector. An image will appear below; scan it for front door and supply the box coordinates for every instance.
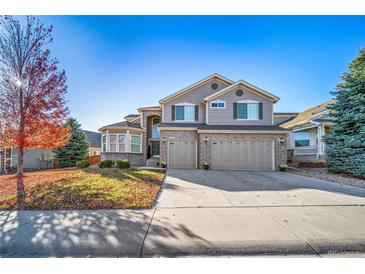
[150,140,160,157]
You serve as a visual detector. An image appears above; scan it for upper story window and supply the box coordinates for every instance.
[151,117,160,138]
[172,103,198,121]
[294,131,311,147]
[210,100,226,109]
[234,100,263,120]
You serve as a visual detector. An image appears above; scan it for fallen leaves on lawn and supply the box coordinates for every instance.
[0,168,165,210]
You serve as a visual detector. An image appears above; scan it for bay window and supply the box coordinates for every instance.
[109,134,117,152]
[101,133,142,153]
[131,135,141,153]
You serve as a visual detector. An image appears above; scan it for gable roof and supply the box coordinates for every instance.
[203,80,280,103]
[159,73,234,104]
[98,121,143,131]
[82,130,101,148]
[124,114,140,120]
[280,100,335,129]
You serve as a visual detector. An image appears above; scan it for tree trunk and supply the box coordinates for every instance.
[17,147,26,209]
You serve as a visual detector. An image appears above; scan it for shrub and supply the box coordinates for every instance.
[76,160,89,169]
[202,162,210,170]
[160,162,167,168]
[116,159,130,169]
[99,160,114,168]
[279,164,287,172]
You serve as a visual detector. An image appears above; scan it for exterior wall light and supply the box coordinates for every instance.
[279,137,284,145]
[204,137,208,143]
[162,137,166,143]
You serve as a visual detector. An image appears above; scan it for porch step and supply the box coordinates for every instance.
[146,158,160,167]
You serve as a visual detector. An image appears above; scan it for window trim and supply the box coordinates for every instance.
[236,100,260,120]
[210,100,226,109]
[174,102,196,122]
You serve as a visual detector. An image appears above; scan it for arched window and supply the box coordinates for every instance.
[151,117,160,138]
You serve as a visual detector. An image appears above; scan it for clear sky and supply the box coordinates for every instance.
[38,16,365,131]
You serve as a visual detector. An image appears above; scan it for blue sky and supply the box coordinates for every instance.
[38,16,365,131]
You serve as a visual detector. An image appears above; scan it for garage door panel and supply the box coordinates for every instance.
[211,139,274,171]
[169,140,196,168]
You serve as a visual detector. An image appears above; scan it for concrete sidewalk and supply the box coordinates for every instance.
[1,169,365,257]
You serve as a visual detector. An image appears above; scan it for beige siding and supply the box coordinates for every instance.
[163,79,230,123]
[207,87,273,125]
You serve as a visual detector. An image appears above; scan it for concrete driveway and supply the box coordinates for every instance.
[2,169,365,257]
[142,169,365,257]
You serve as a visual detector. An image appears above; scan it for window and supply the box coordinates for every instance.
[236,101,261,120]
[247,103,259,120]
[118,135,125,152]
[151,117,160,138]
[109,134,117,152]
[294,131,311,147]
[210,100,226,109]
[131,135,141,153]
[102,135,107,152]
[174,104,196,121]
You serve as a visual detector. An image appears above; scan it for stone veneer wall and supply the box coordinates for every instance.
[159,130,198,165]
[101,152,145,166]
[199,133,287,170]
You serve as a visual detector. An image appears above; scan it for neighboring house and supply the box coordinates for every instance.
[82,130,101,156]
[0,147,54,172]
[0,130,101,173]
[99,73,289,170]
[273,112,298,126]
[280,100,335,162]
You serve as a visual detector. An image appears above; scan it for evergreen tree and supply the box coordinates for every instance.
[53,118,89,167]
[325,49,365,178]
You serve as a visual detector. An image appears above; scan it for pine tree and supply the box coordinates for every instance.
[325,49,365,178]
[53,118,89,167]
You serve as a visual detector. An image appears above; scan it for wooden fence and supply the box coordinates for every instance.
[87,155,101,165]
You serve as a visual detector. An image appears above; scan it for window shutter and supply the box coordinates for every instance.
[195,105,199,121]
[233,102,237,119]
[258,102,263,120]
[171,105,175,121]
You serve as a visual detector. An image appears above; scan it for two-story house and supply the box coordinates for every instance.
[99,74,288,170]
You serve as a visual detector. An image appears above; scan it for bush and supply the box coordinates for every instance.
[116,160,130,169]
[160,162,167,168]
[99,160,114,168]
[279,164,287,172]
[76,160,89,169]
[202,162,210,170]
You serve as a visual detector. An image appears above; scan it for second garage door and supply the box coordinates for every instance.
[211,140,274,170]
[168,140,196,168]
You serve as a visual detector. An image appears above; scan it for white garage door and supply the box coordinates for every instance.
[168,140,196,168]
[211,140,274,170]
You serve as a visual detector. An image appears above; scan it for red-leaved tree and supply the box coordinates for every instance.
[0,16,70,208]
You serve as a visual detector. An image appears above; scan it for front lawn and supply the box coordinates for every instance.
[0,168,165,210]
